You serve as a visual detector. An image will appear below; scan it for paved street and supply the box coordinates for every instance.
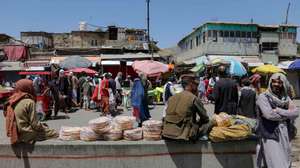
[0,100,300,167]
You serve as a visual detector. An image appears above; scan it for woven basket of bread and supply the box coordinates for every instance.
[142,120,162,141]
[80,127,98,141]
[124,128,143,141]
[59,126,82,141]
[103,127,123,141]
[113,116,136,131]
[88,117,111,134]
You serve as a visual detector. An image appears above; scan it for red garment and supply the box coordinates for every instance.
[204,79,209,89]
[100,79,109,97]
[91,85,101,103]
[101,96,109,114]
[4,45,28,61]
[132,107,140,120]
[4,79,35,144]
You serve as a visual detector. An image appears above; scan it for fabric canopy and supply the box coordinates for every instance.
[4,45,28,61]
[66,68,97,75]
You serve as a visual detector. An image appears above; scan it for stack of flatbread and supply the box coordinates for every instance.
[80,127,98,141]
[88,117,111,134]
[103,126,123,141]
[59,126,82,141]
[114,116,136,131]
[142,120,163,141]
[124,128,143,141]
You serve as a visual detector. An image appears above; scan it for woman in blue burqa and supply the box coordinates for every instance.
[256,73,299,168]
[131,73,151,126]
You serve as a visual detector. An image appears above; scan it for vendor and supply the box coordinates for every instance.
[4,79,58,144]
[162,75,215,141]
[256,73,299,168]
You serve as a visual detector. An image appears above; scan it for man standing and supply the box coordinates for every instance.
[213,66,238,115]
[162,75,215,141]
[238,78,256,118]
[115,72,123,106]
[162,76,176,118]
[69,72,79,105]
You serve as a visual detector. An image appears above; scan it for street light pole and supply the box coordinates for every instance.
[146,0,153,60]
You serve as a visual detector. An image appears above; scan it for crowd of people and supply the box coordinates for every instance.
[162,65,299,168]
[3,64,299,168]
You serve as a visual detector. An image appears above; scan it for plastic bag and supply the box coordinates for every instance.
[212,112,232,127]
[209,124,251,142]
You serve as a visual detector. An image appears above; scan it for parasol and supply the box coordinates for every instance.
[132,60,169,76]
[252,64,286,74]
[288,59,300,70]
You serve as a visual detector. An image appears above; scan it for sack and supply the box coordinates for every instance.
[213,112,232,127]
[209,124,251,142]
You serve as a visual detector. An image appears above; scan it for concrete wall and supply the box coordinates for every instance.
[0,140,257,168]
[279,39,298,56]
[52,33,71,48]
[71,32,108,48]
[204,42,259,56]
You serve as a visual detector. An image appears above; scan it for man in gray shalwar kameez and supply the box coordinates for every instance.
[256,73,299,168]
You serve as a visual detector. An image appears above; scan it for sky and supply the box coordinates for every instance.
[0,0,299,48]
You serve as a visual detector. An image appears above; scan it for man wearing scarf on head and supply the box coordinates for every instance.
[4,79,58,144]
[256,73,299,168]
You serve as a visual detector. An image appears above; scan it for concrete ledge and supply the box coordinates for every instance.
[0,140,257,168]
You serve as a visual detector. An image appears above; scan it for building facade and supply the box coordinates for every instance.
[177,22,298,65]
[21,26,147,50]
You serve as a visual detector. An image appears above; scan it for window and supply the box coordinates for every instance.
[262,42,278,51]
[190,40,193,49]
[208,30,212,37]
[203,32,206,43]
[224,31,229,37]
[229,31,234,37]
[236,31,241,38]
[95,40,98,46]
[91,40,94,46]
[199,34,202,44]
[252,32,257,38]
[288,33,294,39]
[196,36,199,46]
[212,30,217,37]
[246,32,252,38]
[241,31,246,38]
[219,31,224,37]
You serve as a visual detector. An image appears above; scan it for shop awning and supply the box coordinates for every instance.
[18,71,51,75]
[100,53,159,60]
[24,60,50,67]
[101,60,120,65]
[183,58,196,65]
[0,61,24,71]
[50,56,101,64]
[207,55,264,67]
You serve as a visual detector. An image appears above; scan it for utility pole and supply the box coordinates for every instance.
[146,0,153,60]
[285,2,291,24]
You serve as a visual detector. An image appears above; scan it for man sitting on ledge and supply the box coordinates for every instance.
[4,79,58,144]
[162,75,215,141]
